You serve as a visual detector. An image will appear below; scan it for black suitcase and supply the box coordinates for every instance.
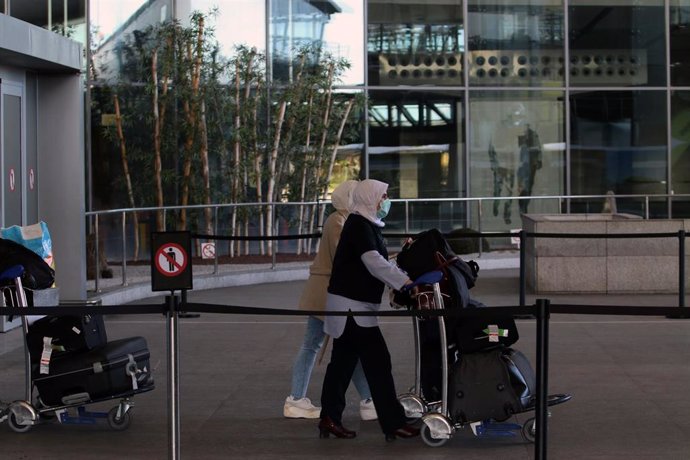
[453,313,519,353]
[27,314,108,363]
[33,337,154,407]
[503,347,536,410]
[448,347,530,423]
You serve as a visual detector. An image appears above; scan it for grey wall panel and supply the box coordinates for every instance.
[37,74,86,300]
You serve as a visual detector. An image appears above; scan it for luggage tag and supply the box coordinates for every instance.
[483,325,510,343]
[40,337,53,374]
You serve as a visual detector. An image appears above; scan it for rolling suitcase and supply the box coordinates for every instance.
[33,336,153,406]
[27,314,107,363]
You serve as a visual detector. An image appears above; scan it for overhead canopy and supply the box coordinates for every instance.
[0,14,82,73]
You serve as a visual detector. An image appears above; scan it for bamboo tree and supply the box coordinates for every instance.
[112,93,140,260]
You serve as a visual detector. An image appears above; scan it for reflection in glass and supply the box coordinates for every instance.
[270,0,363,85]
[570,91,667,216]
[367,1,464,86]
[671,91,690,217]
[91,0,174,81]
[469,91,564,228]
[467,1,564,87]
[368,90,464,230]
[569,0,665,87]
[191,1,266,56]
[671,1,690,86]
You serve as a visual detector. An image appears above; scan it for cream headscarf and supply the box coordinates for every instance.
[330,179,358,215]
[351,179,388,227]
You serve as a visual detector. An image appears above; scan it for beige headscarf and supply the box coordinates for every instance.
[351,179,388,227]
[330,179,358,214]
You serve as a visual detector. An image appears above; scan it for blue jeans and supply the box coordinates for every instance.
[290,316,371,400]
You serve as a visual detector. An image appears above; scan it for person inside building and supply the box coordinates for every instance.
[318,179,420,442]
[284,179,377,421]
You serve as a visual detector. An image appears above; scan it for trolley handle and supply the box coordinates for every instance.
[402,270,444,292]
[0,264,25,284]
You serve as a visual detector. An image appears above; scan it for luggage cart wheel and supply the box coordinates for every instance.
[421,425,449,448]
[8,413,33,433]
[521,418,536,443]
[107,406,132,431]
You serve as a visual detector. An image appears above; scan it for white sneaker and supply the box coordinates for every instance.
[283,396,321,419]
[360,398,378,421]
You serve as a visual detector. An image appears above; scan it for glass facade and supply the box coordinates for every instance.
[5,0,690,235]
[469,90,564,228]
[569,0,666,88]
[368,1,464,86]
[467,0,564,87]
[570,90,668,215]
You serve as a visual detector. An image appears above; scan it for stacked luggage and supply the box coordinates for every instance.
[27,314,154,407]
[1,238,154,432]
[395,229,546,426]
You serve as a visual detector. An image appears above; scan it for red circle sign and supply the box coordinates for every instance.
[155,243,188,277]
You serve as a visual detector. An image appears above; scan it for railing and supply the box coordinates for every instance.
[85,193,690,292]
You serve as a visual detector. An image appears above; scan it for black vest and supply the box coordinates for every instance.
[328,214,388,303]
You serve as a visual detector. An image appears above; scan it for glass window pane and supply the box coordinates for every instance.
[672,91,690,217]
[467,1,564,87]
[367,1,464,87]
[569,0,666,87]
[91,0,174,81]
[671,1,690,86]
[368,90,465,231]
[469,91,565,229]
[270,0,363,85]
[191,1,266,56]
[570,91,667,216]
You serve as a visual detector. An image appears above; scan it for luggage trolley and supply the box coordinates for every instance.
[0,264,154,433]
[396,271,571,448]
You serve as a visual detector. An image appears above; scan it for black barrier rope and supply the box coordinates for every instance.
[1,302,684,318]
[191,232,322,241]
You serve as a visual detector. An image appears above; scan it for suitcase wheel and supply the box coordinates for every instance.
[107,406,132,431]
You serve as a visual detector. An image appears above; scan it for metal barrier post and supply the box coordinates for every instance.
[478,200,483,258]
[213,207,219,275]
[680,230,686,309]
[166,293,180,460]
[535,298,550,460]
[121,211,128,286]
[94,215,100,292]
[520,230,526,307]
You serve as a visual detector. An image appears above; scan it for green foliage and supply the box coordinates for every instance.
[94,10,365,221]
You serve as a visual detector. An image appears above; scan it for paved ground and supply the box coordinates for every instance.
[1,267,690,459]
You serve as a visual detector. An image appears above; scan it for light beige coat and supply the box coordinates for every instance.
[297,180,357,318]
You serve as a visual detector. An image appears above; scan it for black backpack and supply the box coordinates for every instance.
[396,228,479,290]
[0,238,55,290]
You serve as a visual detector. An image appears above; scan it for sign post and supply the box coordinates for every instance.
[150,231,192,460]
[151,232,193,292]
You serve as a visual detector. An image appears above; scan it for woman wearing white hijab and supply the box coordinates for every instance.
[318,179,420,442]
[284,180,376,421]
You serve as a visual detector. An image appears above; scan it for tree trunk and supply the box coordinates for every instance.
[151,48,167,231]
[266,100,287,256]
[112,94,140,261]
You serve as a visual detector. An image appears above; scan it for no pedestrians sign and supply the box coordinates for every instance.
[151,231,193,291]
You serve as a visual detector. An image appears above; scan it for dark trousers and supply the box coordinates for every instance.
[320,316,406,435]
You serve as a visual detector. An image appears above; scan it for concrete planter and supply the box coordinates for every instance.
[522,214,690,294]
